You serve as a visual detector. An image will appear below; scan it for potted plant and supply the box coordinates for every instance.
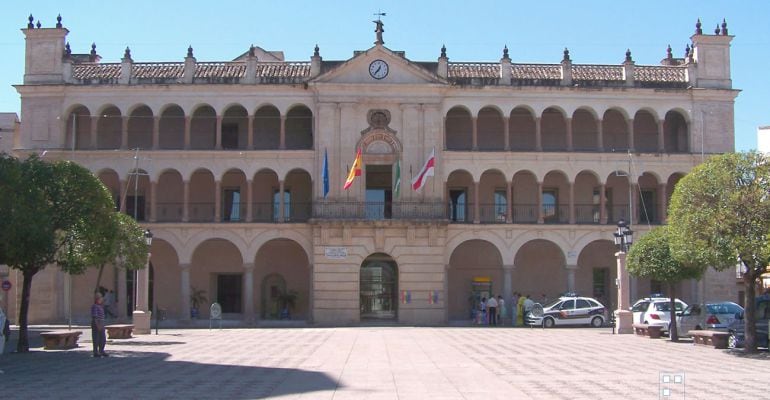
[277,290,298,319]
[190,286,208,319]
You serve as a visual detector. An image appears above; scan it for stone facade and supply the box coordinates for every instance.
[3,15,741,325]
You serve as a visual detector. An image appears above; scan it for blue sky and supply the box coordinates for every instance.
[1,1,766,151]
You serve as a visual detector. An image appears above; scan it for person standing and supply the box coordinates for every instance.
[103,290,116,319]
[479,297,487,325]
[523,294,535,325]
[486,296,498,326]
[91,293,108,357]
[516,293,526,326]
[0,306,7,373]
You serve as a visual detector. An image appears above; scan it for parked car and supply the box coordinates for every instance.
[631,296,687,333]
[676,301,743,336]
[727,297,770,349]
[526,294,607,328]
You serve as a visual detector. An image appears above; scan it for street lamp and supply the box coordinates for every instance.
[613,219,634,334]
[133,229,153,334]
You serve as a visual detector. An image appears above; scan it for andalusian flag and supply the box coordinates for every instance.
[343,148,362,190]
[393,159,401,199]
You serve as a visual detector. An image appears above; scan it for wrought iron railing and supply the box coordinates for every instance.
[313,201,446,220]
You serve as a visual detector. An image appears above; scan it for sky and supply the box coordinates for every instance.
[1,0,767,151]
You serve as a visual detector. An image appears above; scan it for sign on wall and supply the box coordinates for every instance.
[324,247,348,259]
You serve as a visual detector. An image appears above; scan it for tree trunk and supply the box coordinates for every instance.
[743,268,758,353]
[17,266,40,353]
[94,263,105,294]
[668,284,679,342]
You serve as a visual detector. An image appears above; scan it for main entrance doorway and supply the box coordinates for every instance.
[216,274,242,313]
[360,253,398,320]
[365,165,393,219]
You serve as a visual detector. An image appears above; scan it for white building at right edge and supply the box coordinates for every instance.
[757,126,770,153]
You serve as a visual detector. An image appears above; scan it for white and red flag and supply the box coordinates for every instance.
[411,148,435,191]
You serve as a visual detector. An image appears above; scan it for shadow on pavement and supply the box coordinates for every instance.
[0,349,340,399]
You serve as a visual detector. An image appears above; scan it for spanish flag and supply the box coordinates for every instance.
[343,148,362,190]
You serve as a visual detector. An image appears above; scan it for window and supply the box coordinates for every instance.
[560,300,575,310]
[575,299,591,309]
[273,190,291,222]
[542,189,557,222]
[223,189,241,221]
[631,301,649,313]
[494,190,507,221]
[449,190,467,222]
[639,190,656,223]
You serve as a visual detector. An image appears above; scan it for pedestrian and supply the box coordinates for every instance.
[104,289,116,319]
[486,296,498,326]
[497,295,505,325]
[511,292,520,326]
[523,294,535,325]
[479,297,487,325]
[517,293,526,326]
[91,292,108,357]
[0,306,7,373]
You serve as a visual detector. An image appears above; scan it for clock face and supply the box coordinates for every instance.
[369,59,389,80]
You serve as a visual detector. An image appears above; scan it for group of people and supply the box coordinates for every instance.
[476,292,541,326]
[0,306,10,373]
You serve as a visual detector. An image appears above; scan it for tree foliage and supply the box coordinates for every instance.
[668,151,770,352]
[627,225,705,341]
[0,154,144,352]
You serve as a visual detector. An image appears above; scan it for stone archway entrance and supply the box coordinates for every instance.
[360,253,398,320]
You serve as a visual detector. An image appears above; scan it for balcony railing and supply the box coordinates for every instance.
[313,201,446,220]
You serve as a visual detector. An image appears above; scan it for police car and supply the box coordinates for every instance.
[526,293,607,328]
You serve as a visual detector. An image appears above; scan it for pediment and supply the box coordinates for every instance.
[313,45,445,85]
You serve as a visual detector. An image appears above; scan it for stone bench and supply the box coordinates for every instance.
[632,323,663,339]
[689,330,729,349]
[40,331,82,350]
[105,324,134,339]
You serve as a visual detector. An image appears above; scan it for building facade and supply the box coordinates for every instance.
[5,15,741,325]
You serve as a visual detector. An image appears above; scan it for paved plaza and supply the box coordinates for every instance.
[1,325,767,399]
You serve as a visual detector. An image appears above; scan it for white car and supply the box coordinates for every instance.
[631,297,687,332]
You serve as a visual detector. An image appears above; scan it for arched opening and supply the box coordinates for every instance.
[285,105,313,149]
[637,172,661,224]
[125,168,150,221]
[446,170,474,223]
[96,106,122,149]
[146,239,181,318]
[509,107,536,151]
[190,105,216,150]
[572,109,598,151]
[605,172,631,224]
[477,107,504,151]
[574,170,601,224]
[602,109,628,151]
[221,169,247,222]
[159,105,185,149]
[576,240,617,309]
[541,107,567,151]
[513,239,566,300]
[448,240,502,320]
[478,169,507,223]
[253,105,280,150]
[97,169,121,210]
[664,110,688,153]
[65,106,91,150]
[256,239,310,320]
[156,169,184,222]
[284,169,313,222]
[633,110,658,152]
[360,253,398,320]
[542,170,569,224]
[445,107,472,150]
[252,169,280,222]
[189,169,215,222]
[511,170,538,223]
[127,105,153,150]
[222,105,249,150]
[190,238,244,318]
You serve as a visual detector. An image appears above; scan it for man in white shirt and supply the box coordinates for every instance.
[486,296,498,326]
[523,294,535,318]
[496,295,505,325]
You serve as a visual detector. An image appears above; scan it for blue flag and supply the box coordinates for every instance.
[322,149,329,198]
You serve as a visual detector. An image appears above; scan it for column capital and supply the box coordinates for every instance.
[502,264,515,271]
[565,264,579,270]
[179,262,191,269]
[243,262,255,271]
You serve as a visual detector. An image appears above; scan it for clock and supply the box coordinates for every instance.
[369,59,389,80]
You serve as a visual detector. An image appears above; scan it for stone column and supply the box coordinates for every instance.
[597,120,604,151]
[184,116,191,150]
[278,180,285,222]
[506,181,513,223]
[279,116,286,150]
[627,118,635,152]
[243,263,255,323]
[658,183,667,223]
[152,116,160,150]
[215,115,223,150]
[502,264,514,307]
[630,181,639,224]
[537,181,544,224]
[246,179,253,222]
[657,119,665,152]
[149,181,157,223]
[615,251,633,334]
[214,180,222,222]
[90,116,98,149]
[473,181,480,224]
[535,117,542,151]
[471,117,478,151]
[566,264,578,293]
[133,253,152,334]
[180,263,191,320]
[182,180,190,222]
[503,116,510,151]
[121,116,129,150]
[568,181,575,224]
[565,117,573,151]
[247,115,254,149]
[599,183,607,224]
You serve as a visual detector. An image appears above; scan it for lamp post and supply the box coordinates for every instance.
[133,229,153,334]
[613,219,634,334]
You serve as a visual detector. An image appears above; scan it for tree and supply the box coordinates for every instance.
[626,225,705,341]
[0,154,120,352]
[668,151,770,353]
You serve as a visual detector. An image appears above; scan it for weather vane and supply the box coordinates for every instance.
[373,11,386,45]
